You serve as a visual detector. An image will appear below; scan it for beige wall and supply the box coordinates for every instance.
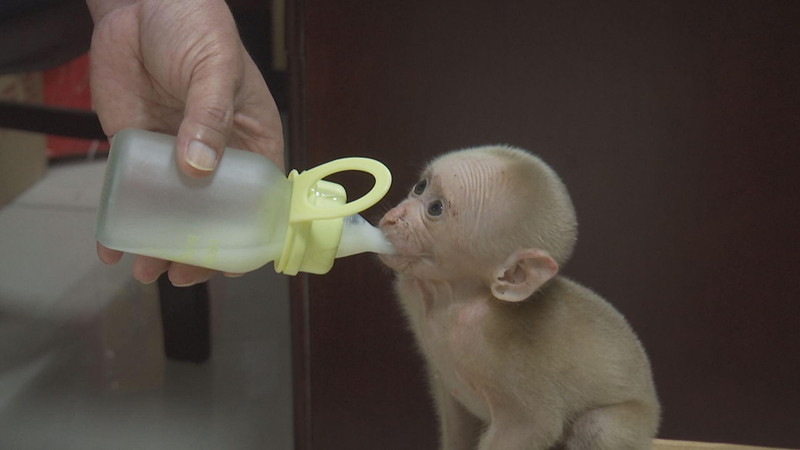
[0,73,47,207]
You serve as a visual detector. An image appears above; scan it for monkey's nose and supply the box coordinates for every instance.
[379,215,395,227]
[380,207,404,227]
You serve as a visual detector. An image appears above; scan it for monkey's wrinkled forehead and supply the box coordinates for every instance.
[429,146,519,182]
[425,149,519,214]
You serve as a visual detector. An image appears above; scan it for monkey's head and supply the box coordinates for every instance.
[379,145,577,301]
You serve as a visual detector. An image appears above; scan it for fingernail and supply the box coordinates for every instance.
[135,271,162,285]
[186,140,218,171]
[170,276,198,287]
[139,276,160,285]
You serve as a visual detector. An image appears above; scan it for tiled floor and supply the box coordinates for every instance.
[0,160,293,449]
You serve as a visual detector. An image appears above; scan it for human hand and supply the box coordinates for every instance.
[87,0,284,286]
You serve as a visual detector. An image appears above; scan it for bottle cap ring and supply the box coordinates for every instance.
[288,157,392,223]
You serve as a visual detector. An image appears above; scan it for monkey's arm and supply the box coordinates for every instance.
[429,375,484,450]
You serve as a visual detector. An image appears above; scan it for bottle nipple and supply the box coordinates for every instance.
[336,214,397,258]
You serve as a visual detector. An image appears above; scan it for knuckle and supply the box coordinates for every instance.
[197,104,234,129]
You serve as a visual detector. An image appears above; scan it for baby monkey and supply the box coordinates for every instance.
[379,146,659,450]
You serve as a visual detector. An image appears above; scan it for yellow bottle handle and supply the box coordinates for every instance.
[288,157,392,223]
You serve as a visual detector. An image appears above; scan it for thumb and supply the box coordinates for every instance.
[175,67,238,176]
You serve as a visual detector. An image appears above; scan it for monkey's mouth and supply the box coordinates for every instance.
[378,221,432,272]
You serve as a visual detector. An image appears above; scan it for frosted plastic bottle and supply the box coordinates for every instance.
[95,129,394,275]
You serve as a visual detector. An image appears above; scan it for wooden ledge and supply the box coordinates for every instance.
[653,439,795,450]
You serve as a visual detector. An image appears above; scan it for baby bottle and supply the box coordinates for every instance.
[95,128,394,275]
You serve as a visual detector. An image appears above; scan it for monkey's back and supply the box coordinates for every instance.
[484,276,660,426]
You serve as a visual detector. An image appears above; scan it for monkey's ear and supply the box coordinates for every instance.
[490,248,559,302]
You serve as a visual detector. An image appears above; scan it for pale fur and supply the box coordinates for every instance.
[379,145,660,450]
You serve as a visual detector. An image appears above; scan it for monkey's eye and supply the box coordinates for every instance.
[427,200,444,217]
[413,179,428,195]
